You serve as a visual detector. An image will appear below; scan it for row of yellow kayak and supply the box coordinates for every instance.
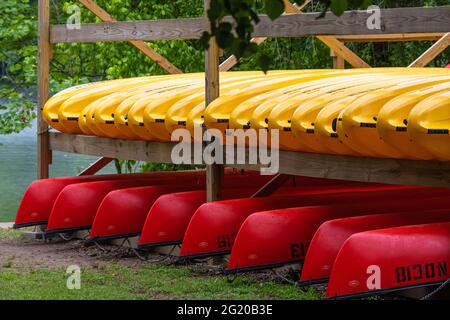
[43,68,450,160]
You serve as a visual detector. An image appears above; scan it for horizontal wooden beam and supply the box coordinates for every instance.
[50,133,450,188]
[49,132,178,163]
[50,7,450,43]
[335,32,447,42]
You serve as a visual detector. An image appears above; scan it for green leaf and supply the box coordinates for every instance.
[331,0,348,16]
[264,0,285,20]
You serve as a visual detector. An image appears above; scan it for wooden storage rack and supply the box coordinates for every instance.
[37,0,450,201]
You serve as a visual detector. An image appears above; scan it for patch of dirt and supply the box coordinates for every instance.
[0,236,165,270]
[0,233,314,289]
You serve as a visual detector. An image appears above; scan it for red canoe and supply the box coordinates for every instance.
[326,222,450,299]
[226,193,450,274]
[136,177,383,250]
[88,173,281,242]
[178,184,418,260]
[13,170,356,229]
[301,208,450,285]
[137,187,286,249]
[44,173,215,236]
[14,170,210,228]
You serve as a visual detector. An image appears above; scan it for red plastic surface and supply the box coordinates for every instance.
[326,222,450,299]
[228,195,450,274]
[89,173,282,241]
[301,207,450,284]
[179,185,420,259]
[14,171,208,228]
[45,173,211,234]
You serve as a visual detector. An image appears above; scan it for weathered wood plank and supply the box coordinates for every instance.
[78,157,114,176]
[251,174,291,197]
[408,32,450,67]
[79,0,183,74]
[205,0,223,202]
[277,151,450,188]
[330,49,346,69]
[49,132,178,163]
[50,7,450,43]
[336,32,446,42]
[50,133,450,188]
[319,36,370,68]
[37,0,51,179]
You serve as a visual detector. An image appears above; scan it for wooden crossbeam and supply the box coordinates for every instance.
[251,174,291,198]
[336,33,447,42]
[408,32,450,67]
[78,157,113,176]
[318,36,371,68]
[50,7,450,43]
[79,0,183,74]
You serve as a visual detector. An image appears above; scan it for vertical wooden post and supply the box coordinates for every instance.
[37,0,51,179]
[330,49,345,69]
[204,0,223,202]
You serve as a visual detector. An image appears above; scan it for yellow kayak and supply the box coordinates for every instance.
[289,75,433,153]
[338,75,450,158]
[377,81,450,160]
[227,70,345,132]
[57,77,166,134]
[408,89,450,160]
[204,70,330,134]
[146,73,271,141]
[43,77,145,132]
[267,75,383,151]
[164,71,292,138]
[315,95,367,155]
[86,73,210,138]
[89,81,199,139]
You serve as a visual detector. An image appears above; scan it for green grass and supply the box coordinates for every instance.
[0,228,22,240]
[0,229,323,300]
[0,264,322,300]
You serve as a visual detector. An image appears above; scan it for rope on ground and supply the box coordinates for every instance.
[128,239,179,263]
[420,279,450,300]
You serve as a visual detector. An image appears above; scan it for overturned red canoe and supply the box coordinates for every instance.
[178,185,418,261]
[138,188,276,250]
[45,173,215,235]
[136,177,378,250]
[326,222,450,299]
[14,170,210,228]
[301,208,450,285]
[88,173,279,242]
[89,184,205,242]
[13,171,356,229]
[227,192,450,274]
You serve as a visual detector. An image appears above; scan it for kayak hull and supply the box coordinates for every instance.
[326,222,450,299]
[301,207,450,285]
[178,185,415,261]
[227,191,450,274]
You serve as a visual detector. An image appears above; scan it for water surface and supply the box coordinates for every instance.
[0,122,115,221]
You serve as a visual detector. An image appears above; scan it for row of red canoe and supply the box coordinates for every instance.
[14,170,450,299]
